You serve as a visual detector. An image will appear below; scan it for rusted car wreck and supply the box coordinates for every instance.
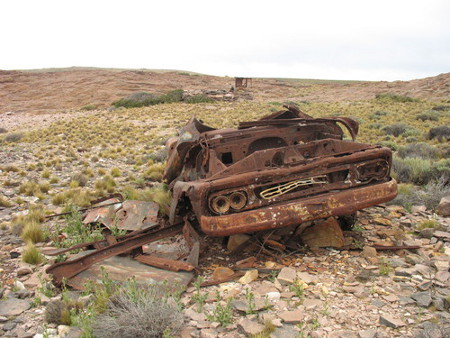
[164,105,397,236]
[46,105,397,288]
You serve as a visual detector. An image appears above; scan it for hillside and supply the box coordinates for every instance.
[0,68,448,114]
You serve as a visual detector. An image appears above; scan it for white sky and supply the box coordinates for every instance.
[1,0,449,81]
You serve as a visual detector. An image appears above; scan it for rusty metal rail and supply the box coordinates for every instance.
[46,224,183,286]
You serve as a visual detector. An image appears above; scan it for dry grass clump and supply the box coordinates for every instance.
[21,220,45,243]
[22,242,44,265]
[143,162,165,181]
[110,167,122,177]
[91,283,183,338]
[397,143,439,160]
[0,195,13,207]
[121,185,171,211]
[19,181,50,198]
[95,175,116,194]
[52,188,93,207]
[45,298,84,325]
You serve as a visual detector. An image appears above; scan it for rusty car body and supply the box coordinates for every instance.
[163,105,397,237]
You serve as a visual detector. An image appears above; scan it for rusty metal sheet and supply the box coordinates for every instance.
[115,200,159,231]
[83,198,122,226]
[69,253,193,292]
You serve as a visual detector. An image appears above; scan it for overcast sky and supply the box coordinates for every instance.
[1,0,449,81]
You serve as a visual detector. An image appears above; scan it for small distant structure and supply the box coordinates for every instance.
[235,77,252,89]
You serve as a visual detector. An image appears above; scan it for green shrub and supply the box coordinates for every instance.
[431,105,450,112]
[379,140,399,151]
[428,126,450,142]
[416,110,440,121]
[185,94,214,104]
[393,157,432,185]
[112,89,184,108]
[382,123,411,137]
[375,93,418,103]
[4,132,24,143]
[397,143,439,160]
[80,104,98,111]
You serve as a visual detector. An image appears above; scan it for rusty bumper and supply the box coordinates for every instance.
[199,179,397,236]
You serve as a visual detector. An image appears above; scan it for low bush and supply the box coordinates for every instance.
[431,105,450,112]
[0,127,7,133]
[112,89,184,108]
[185,94,215,104]
[379,141,399,151]
[375,93,418,103]
[427,126,450,142]
[397,143,439,160]
[4,132,24,142]
[382,123,411,137]
[416,110,440,121]
[91,282,183,338]
[0,195,13,207]
[392,157,432,185]
[21,220,45,243]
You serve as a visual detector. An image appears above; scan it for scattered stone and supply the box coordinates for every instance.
[185,307,207,322]
[238,269,258,284]
[437,196,450,217]
[411,292,432,308]
[379,314,406,328]
[297,271,315,284]
[266,291,281,302]
[279,309,304,324]
[358,329,377,338]
[435,271,450,283]
[412,205,427,213]
[236,256,256,268]
[210,267,234,281]
[434,231,450,240]
[362,246,377,258]
[0,298,31,316]
[373,217,391,226]
[16,266,33,276]
[303,298,322,310]
[277,267,297,285]
[419,228,436,239]
[300,217,345,248]
[237,318,265,336]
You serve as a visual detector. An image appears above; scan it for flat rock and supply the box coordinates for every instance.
[16,266,33,276]
[237,318,265,336]
[358,329,377,338]
[0,298,31,316]
[279,309,304,324]
[270,325,299,338]
[277,267,297,285]
[434,231,450,240]
[300,217,345,248]
[379,314,406,328]
[437,196,450,217]
[362,246,377,258]
[411,291,432,307]
[435,271,450,283]
[297,271,316,284]
[303,298,322,310]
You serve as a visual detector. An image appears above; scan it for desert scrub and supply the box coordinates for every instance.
[392,157,432,185]
[185,94,215,104]
[427,126,450,141]
[95,175,116,194]
[0,195,13,207]
[416,110,440,121]
[121,184,171,212]
[91,280,183,338]
[416,219,440,230]
[22,242,44,265]
[112,89,184,108]
[3,132,24,143]
[397,143,439,160]
[382,123,413,137]
[375,93,419,103]
[19,181,50,197]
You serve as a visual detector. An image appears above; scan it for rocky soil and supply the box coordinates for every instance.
[1,200,450,337]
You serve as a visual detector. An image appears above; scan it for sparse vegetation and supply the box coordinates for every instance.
[375,93,418,103]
